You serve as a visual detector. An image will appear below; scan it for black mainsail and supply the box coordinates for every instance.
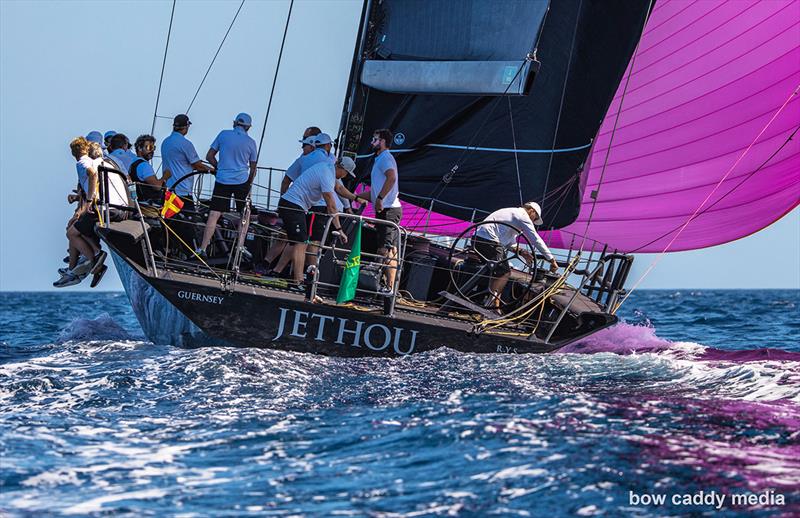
[341,0,652,229]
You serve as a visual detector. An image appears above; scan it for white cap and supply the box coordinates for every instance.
[299,135,316,146]
[336,156,356,176]
[234,112,252,127]
[523,201,544,225]
[312,133,332,146]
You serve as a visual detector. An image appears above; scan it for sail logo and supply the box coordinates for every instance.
[502,66,516,84]
[272,307,419,355]
[393,132,405,146]
[177,290,225,305]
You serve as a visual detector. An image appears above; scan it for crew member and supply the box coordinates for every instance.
[55,137,96,287]
[129,134,171,203]
[280,126,322,194]
[266,128,327,269]
[474,202,558,310]
[274,157,355,283]
[197,113,258,260]
[104,130,116,150]
[108,133,136,173]
[359,128,402,294]
[161,114,213,254]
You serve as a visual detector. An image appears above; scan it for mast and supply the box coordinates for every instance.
[336,0,372,159]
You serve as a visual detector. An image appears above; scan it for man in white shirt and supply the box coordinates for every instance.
[474,202,559,310]
[197,113,258,259]
[275,157,354,283]
[281,126,322,194]
[161,114,213,254]
[357,128,402,294]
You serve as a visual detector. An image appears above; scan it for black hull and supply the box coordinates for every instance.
[107,254,615,358]
[100,221,618,357]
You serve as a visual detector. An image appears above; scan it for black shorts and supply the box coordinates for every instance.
[307,205,331,242]
[473,236,510,276]
[210,181,249,213]
[278,199,308,244]
[375,207,402,250]
[74,208,127,238]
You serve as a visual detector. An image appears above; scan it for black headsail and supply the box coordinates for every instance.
[339,0,651,230]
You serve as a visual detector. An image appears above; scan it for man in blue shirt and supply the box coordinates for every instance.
[129,134,171,204]
[162,114,212,197]
[197,113,258,259]
[107,133,136,173]
[161,114,213,255]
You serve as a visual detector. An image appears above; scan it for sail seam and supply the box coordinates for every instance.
[615,83,800,311]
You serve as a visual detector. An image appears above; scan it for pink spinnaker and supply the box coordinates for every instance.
[391,0,800,253]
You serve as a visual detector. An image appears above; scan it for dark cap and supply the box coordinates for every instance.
[173,114,191,127]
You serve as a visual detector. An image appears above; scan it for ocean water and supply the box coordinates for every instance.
[1,290,798,517]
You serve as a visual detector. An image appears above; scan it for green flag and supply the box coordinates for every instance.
[336,220,361,303]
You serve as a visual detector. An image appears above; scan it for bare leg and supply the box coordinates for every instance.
[306,242,320,267]
[290,243,308,282]
[273,242,295,276]
[199,210,222,251]
[68,226,96,269]
[488,272,511,309]
[379,246,399,290]
[264,240,287,265]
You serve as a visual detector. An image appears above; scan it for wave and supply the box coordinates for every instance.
[562,322,800,363]
[55,313,133,344]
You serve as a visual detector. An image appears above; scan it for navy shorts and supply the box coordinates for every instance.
[307,205,331,242]
[278,199,308,244]
[375,207,402,250]
[473,236,510,276]
[210,181,249,213]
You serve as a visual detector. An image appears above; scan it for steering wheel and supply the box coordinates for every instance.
[446,221,539,311]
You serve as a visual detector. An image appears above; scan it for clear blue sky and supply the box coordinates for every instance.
[1,0,798,291]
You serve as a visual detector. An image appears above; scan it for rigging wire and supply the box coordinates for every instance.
[614,83,800,313]
[507,97,523,206]
[256,0,294,163]
[578,0,653,250]
[151,0,177,135]
[185,0,246,114]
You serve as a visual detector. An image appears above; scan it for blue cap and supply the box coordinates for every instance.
[104,130,116,140]
[86,131,104,148]
[234,113,252,127]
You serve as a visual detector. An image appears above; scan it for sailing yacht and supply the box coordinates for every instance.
[94,0,800,356]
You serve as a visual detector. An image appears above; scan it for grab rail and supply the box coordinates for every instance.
[308,212,408,316]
